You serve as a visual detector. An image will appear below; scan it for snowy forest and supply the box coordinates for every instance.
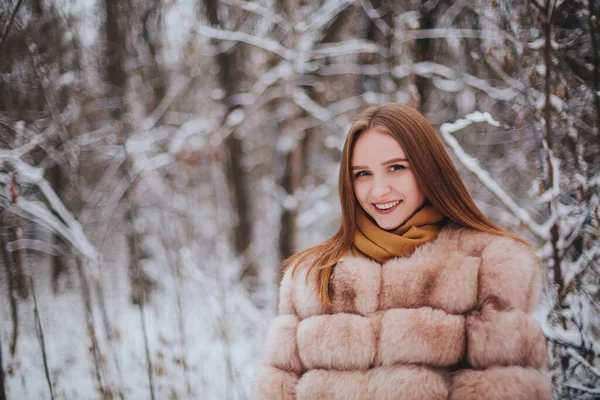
[0,0,599,398]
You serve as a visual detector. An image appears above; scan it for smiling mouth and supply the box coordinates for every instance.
[374,200,401,210]
[372,200,401,214]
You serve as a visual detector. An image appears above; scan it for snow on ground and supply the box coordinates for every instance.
[1,227,272,399]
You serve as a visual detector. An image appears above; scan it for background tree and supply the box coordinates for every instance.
[0,0,598,398]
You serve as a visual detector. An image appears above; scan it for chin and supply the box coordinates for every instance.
[375,218,403,231]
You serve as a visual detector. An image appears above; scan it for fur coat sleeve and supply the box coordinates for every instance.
[254,227,553,400]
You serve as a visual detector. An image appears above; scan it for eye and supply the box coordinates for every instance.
[354,170,370,178]
[389,164,406,172]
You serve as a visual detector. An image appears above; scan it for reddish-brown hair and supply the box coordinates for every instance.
[283,103,528,307]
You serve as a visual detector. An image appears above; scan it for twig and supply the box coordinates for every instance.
[93,279,126,400]
[193,24,295,60]
[439,112,550,240]
[0,330,5,400]
[209,153,239,400]
[528,0,545,13]
[0,0,24,53]
[219,0,292,33]
[561,382,600,396]
[30,275,55,400]
[302,0,353,35]
[0,230,19,357]
[588,0,600,134]
[567,348,600,378]
[121,132,155,400]
[0,150,99,263]
[545,334,600,359]
[561,195,599,256]
[160,211,191,398]
[76,260,110,399]
[138,300,155,400]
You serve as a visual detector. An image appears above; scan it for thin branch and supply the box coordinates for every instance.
[30,275,55,400]
[561,382,600,396]
[0,331,5,400]
[392,62,523,102]
[138,300,155,400]
[0,231,18,357]
[0,0,24,53]
[160,211,192,398]
[301,0,354,35]
[528,0,546,13]
[219,0,292,33]
[358,0,391,36]
[93,279,126,400]
[193,24,295,60]
[310,39,386,59]
[139,76,194,131]
[76,260,110,398]
[439,112,550,240]
[544,330,600,359]
[588,0,600,134]
[567,348,600,378]
[121,134,155,400]
[0,150,99,263]
[292,89,334,122]
[561,195,599,256]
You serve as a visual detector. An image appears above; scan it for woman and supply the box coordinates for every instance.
[255,104,552,399]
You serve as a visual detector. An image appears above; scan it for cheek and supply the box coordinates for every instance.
[405,178,426,203]
[353,181,369,203]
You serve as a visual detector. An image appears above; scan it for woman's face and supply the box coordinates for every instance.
[351,129,426,231]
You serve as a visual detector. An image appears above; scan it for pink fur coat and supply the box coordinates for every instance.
[254,225,552,399]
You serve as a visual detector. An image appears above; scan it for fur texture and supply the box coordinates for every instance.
[466,307,548,369]
[264,315,303,374]
[295,365,448,400]
[378,307,465,367]
[255,225,551,400]
[450,366,553,400]
[330,255,381,315]
[297,313,376,370]
[254,365,298,400]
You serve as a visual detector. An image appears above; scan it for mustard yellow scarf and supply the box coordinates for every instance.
[352,204,445,264]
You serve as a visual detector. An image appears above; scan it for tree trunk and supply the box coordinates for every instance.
[204,0,257,289]
[415,0,439,111]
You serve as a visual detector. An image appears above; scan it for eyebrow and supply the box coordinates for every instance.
[351,158,408,170]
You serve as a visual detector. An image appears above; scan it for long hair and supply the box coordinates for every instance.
[283,103,528,307]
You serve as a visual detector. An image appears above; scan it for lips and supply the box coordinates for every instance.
[372,200,402,215]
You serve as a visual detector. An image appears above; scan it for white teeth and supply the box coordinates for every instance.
[374,200,400,210]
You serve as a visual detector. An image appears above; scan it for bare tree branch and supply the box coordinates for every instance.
[0,0,24,53]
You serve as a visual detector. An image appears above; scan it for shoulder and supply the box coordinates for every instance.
[277,258,329,317]
[475,231,544,312]
[432,224,543,312]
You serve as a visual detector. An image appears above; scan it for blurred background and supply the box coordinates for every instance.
[0,0,599,398]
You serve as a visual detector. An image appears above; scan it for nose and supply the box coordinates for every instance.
[371,174,391,198]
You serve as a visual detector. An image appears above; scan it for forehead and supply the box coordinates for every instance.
[351,129,406,164]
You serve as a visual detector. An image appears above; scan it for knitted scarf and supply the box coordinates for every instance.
[352,204,445,264]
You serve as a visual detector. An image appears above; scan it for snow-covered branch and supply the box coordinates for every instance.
[393,62,520,101]
[0,150,99,264]
[231,61,294,105]
[439,112,550,240]
[310,39,385,59]
[292,89,334,122]
[567,348,600,378]
[541,317,600,359]
[311,62,387,76]
[193,24,295,60]
[300,0,354,35]
[220,0,292,33]
[561,383,600,396]
[404,28,507,42]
